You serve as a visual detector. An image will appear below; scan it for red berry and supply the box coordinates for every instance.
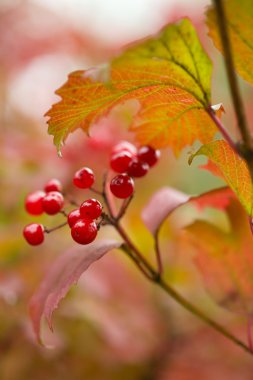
[67,209,81,228]
[73,167,94,189]
[71,219,98,245]
[110,151,133,173]
[44,178,62,193]
[111,141,137,156]
[80,198,102,220]
[110,174,134,199]
[25,190,45,215]
[137,145,160,167]
[23,223,44,246]
[42,191,64,215]
[127,158,149,178]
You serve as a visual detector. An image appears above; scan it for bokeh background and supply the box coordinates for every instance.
[1,0,253,379]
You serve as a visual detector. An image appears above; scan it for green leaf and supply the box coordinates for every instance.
[207,0,253,85]
[46,19,215,155]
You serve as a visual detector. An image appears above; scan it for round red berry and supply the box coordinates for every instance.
[23,223,44,246]
[42,191,64,215]
[71,219,98,245]
[127,158,149,178]
[110,174,134,199]
[111,141,137,156]
[137,145,160,167]
[110,151,133,173]
[73,167,94,189]
[44,178,62,193]
[80,198,102,220]
[67,209,81,228]
[25,190,45,215]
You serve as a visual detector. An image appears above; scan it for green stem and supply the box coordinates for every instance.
[213,0,252,151]
[158,279,251,355]
[117,223,252,355]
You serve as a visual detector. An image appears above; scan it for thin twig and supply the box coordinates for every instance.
[102,172,116,218]
[121,244,155,280]
[44,221,68,234]
[207,107,238,154]
[63,194,79,207]
[60,210,68,217]
[154,232,163,276]
[247,316,253,353]
[116,195,134,221]
[213,0,252,151]
[90,187,103,196]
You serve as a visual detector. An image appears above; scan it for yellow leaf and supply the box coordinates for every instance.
[207,0,253,85]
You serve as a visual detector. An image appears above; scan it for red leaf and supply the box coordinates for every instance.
[29,240,121,344]
[142,186,234,235]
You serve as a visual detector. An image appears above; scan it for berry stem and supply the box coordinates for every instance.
[63,194,79,207]
[212,0,252,151]
[44,221,68,234]
[90,187,103,196]
[116,223,252,355]
[116,195,133,221]
[102,172,117,218]
[60,210,68,217]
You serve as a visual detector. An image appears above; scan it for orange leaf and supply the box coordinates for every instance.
[46,19,216,155]
[189,140,253,215]
[185,200,253,316]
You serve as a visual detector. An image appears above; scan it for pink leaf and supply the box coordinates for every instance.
[142,187,234,235]
[29,239,121,344]
[142,187,189,235]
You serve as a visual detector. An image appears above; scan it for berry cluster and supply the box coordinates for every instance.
[109,141,160,198]
[23,175,102,246]
[23,141,160,247]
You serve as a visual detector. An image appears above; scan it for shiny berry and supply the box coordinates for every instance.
[71,219,98,245]
[23,223,44,246]
[110,151,133,173]
[80,198,102,220]
[73,167,94,189]
[137,145,160,167]
[25,190,45,215]
[110,174,134,199]
[67,209,81,228]
[42,191,64,215]
[127,158,149,178]
[44,178,62,193]
[111,141,137,156]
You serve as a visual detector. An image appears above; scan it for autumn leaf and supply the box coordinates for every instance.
[184,200,253,316]
[29,240,121,344]
[189,140,252,215]
[206,0,253,85]
[46,18,217,155]
[142,186,234,235]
